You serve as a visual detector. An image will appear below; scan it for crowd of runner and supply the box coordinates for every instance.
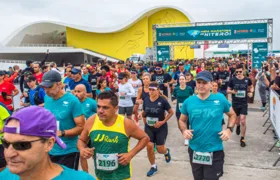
[0,54,280,179]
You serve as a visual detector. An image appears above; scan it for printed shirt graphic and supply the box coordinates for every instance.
[89,115,131,180]
[172,86,194,112]
[44,93,83,156]
[81,98,97,119]
[180,94,231,152]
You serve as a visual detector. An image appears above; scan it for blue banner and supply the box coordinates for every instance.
[157,23,268,42]
[157,46,170,62]
[252,43,268,69]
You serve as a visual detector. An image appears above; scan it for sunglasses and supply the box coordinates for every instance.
[1,138,44,151]
[236,71,243,74]
[131,72,137,74]
[155,68,161,71]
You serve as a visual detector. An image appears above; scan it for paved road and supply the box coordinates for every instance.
[12,85,280,179]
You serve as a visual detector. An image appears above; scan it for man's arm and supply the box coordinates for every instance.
[225,107,236,128]
[59,115,85,137]
[118,118,149,165]
[178,114,188,133]
[39,51,49,67]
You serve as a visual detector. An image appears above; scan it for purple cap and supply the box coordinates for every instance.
[4,106,66,149]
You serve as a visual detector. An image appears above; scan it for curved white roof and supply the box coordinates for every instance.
[2,5,194,46]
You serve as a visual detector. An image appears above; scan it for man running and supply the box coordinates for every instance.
[227,65,254,147]
[69,68,92,98]
[78,91,149,180]
[151,63,172,97]
[218,64,230,97]
[179,71,236,180]
[0,106,95,179]
[40,70,85,170]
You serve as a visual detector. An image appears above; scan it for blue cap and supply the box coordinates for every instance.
[196,71,213,82]
[71,68,81,74]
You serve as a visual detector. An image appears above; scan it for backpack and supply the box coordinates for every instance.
[27,86,44,105]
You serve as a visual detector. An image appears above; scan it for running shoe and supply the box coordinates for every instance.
[240,139,246,147]
[184,139,189,146]
[147,167,158,177]
[164,148,171,163]
[236,125,241,136]
[259,106,265,111]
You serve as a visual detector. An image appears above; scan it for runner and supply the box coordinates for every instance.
[82,66,90,81]
[134,73,151,120]
[62,67,72,93]
[20,75,45,107]
[96,79,111,97]
[118,73,135,120]
[0,106,95,179]
[69,68,92,98]
[218,64,230,97]
[32,62,44,83]
[0,71,19,111]
[172,75,193,146]
[74,84,97,173]
[40,70,85,170]
[128,69,142,124]
[78,91,149,180]
[88,66,101,99]
[227,65,254,147]
[151,63,172,97]
[179,71,236,180]
[140,81,174,177]
[172,62,188,87]
[186,73,196,91]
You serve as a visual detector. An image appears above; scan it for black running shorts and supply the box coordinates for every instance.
[233,105,248,116]
[144,124,168,146]
[188,147,224,180]
[50,152,80,170]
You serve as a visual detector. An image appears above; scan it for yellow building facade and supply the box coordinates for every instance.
[66,8,194,61]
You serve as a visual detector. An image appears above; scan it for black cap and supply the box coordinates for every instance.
[118,72,126,79]
[71,68,81,74]
[40,70,61,88]
[196,71,213,82]
[0,71,4,75]
[27,75,37,82]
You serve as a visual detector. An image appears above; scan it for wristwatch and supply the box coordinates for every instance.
[61,130,66,137]
[227,127,233,132]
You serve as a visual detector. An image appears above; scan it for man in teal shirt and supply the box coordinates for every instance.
[40,70,85,170]
[178,71,236,180]
[74,84,97,120]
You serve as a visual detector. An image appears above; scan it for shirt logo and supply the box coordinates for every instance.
[63,101,69,107]
[214,100,220,105]
[158,102,162,106]
[86,103,90,108]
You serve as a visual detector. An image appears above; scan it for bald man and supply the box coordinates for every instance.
[74,84,97,120]
[74,84,97,172]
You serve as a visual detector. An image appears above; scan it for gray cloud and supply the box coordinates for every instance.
[0,0,279,48]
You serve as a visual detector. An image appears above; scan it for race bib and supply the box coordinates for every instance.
[236,90,246,98]
[193,151,213,165]
[173,83,177,86]
[57,121,60,130]
[65,87,71,93]
[92,85,97,90]
[96,153,118,171]
[147,117,158,126]
[179,103,183,110]
[120,96,125,100]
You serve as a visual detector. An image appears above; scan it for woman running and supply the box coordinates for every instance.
[96,79,111,97]
[140,81,174,177]
[118,72,135,120]
[172,75,193,146]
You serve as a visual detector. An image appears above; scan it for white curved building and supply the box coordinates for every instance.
[0,6,194,64]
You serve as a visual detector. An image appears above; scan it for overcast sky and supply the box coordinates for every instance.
[0,0,280,48]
